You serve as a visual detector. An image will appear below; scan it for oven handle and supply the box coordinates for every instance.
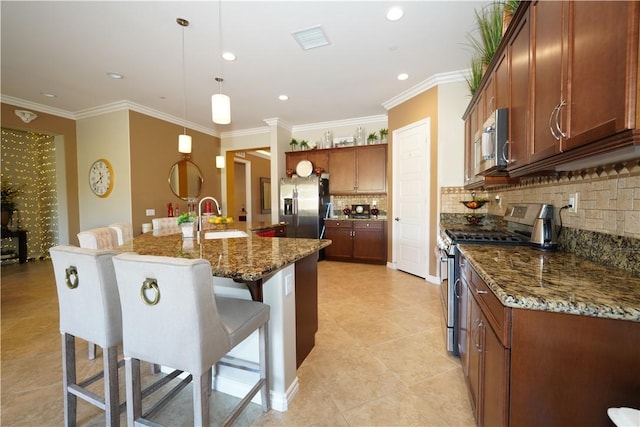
[454,278,462,298]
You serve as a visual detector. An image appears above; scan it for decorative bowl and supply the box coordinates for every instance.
[465,214,485,225]
[461,200,487,209]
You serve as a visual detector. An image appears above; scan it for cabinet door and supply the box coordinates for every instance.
[323,221,353,261]
[561,1,635,150]
[494,51,509,111]
[482,316,510,427]
[507,10,531,170]
[286,152,309,171]
[328,148,357,194]
[307,150,329,172]
[352,221,386,264]
[356,145,387,193]
[530,0,564,163]
[467,285,482,423]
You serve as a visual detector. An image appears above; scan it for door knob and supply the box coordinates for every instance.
[394,217,400,221]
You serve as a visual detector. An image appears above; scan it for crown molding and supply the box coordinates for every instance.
[382,69,467,110]
[0,95,76,120]
[292,114,387,133]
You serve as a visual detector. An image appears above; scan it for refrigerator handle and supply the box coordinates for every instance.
[293,189,298,215]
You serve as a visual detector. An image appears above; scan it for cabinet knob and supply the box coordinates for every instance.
[394,217,400,221]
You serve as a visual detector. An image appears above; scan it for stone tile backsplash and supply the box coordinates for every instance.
[330,194,387,217]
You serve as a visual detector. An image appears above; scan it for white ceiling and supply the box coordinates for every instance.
[1,1,480,134]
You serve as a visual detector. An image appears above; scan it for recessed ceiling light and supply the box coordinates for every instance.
[397,73,409,81]
[387,7,404,21]
[106,72,124,79]
[40,92,56,98]
[222,52,236,61]
[279,95,289,101]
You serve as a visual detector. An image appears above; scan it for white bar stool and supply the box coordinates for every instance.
[113,253,271,427]
[50,245,122,427]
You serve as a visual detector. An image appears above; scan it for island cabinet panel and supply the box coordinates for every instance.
[329,145,387,194]
[294,253,318,368]
[323,219,386,264]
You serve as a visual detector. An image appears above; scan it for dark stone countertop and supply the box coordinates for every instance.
[458,244,640,322]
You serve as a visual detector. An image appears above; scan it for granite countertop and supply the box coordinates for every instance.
[458,244,640,322]
[119,228,331,283]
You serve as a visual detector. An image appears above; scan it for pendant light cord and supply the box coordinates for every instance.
[181,20,188,135]
[218,1,223,79]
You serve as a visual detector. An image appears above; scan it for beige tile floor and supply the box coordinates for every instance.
[1,259,474,426]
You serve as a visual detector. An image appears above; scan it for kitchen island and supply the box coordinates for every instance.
[119,229,331,412]
[456,244,640,426]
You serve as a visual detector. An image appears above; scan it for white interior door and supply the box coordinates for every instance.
[392,118,430,278]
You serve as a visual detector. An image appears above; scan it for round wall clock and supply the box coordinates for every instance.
[89,158,114,198]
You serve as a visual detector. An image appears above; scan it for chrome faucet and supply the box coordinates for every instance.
[197,196,222,243]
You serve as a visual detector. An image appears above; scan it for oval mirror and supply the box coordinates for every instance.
[168,160,203,200]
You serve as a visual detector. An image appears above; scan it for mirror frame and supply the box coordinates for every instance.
[260,177,271,214]
[168,159,204,200]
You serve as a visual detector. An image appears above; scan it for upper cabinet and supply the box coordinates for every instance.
[330,145,387,194]
[285,144,387,195]
[530,0,636,164]
[463,1,639,186]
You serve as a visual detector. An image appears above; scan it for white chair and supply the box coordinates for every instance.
[151,217,181,235]
[108,223,133,245]
[77,227,119,250]
[49,245,122,427]
[77,227,119,359]
[112,253,271,427]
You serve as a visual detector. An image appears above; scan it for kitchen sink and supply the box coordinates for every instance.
[204,230,249,239]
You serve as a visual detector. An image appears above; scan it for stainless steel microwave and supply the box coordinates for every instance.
[474,108,508,176]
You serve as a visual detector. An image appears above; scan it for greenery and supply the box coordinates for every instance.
[177,212,196,225]
[1,180,21,211]
[379,129,388,140]
[299,140,309,150]
[504,0,520,15]
[367,132,378,143]
[466,55,484,95]
[466,1,504,68]
[289,138,298,151]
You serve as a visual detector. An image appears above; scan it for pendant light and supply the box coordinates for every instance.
[212,1,231,124]
[177,17,192,155]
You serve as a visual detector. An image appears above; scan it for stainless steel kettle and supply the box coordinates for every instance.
[530,217,558,251]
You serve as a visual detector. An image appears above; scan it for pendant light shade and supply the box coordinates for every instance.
[212,77,231,124]
[178,134,192,154]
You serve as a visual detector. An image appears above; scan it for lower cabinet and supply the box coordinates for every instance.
[323,219,386,264]
[458,251,640,426]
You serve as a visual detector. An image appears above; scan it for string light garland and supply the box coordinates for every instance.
[1,128,58,259]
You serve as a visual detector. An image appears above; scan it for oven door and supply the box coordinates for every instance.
[437,246,457,354]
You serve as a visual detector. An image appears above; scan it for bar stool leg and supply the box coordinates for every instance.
[103,346,120,427]
[125,357,142,427]
[62,333,77,427]
[193,373,210,427]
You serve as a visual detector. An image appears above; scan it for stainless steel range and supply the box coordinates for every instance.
[437,203,555,356]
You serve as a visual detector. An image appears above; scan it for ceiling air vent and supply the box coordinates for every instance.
[292,25,330,50]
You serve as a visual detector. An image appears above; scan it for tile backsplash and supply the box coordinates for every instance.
[441,160,640,239]
[330,194,387,217]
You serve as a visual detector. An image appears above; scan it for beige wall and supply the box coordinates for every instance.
[129,111,221,234]
[1,102,80,244]
[388,86,439,277]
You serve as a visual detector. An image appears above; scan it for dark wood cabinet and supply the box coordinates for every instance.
[294,253,318,368]
[324,219,386,264]
[463,1,639,183]
[285,150,329,172]
[329,145,386,194]
[458,251,640,426]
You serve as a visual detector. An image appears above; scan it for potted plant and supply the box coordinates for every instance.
[466,1,504,70]
[289,138,299,151]
[1,180,21,229]
[367,132,378,145]
[503,0,520,34]
[177,212,196,238]
[299,140,310,150]
[466,55,484,95]
[379,128,388,144]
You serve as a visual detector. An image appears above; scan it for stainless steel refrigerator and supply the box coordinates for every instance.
[279,175,330,240]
